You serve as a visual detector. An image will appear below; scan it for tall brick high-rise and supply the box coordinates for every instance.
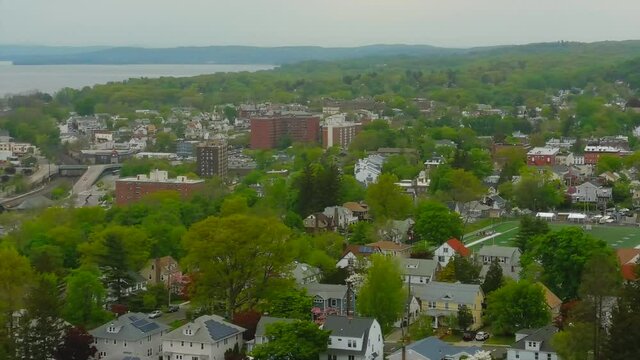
[196,141,228,178]
[250,115,320,149]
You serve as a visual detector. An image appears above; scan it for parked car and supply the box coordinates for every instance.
[167,305,179,313]
[475,331,490,341]
[148,310,162,319]
[462,331,476,341]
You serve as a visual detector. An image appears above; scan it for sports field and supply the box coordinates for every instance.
[463,220,640,250]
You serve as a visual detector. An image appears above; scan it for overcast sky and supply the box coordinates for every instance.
[1,0,640,48]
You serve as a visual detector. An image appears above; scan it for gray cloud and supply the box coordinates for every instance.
[1,0,640,47]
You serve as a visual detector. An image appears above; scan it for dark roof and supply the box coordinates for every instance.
[389,336,480,360]
[324,315,374,338]
[205,319,241,341]
[255,316,296,338]
[512,325,558,352]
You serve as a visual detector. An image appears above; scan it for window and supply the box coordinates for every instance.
[515,352,519,359]
[444,302,449,309]
[224,339,228,345]
[181,341,184,347]
[443,247,449,253]
[348,356,355,360]
[190,342,193,347]
[535,353,539,360]
[328,338,332,345]
[192,357,198,360]
[201,343,204,350]
[547,354,552,360]
[438,256,445,262]
[113,340,117,345]
[124,341,127,347]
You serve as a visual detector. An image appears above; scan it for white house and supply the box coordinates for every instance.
[401,258,441,285]
[434,238,470,267]
[162,315,245,360]
[354,154,385,186]
[321,316,384,360]
[476,245,522,280]
[89,313,169,360]
[323,206,359,230]
[507,326,559,360]
[336,245,381,269]
[570,181,612,205]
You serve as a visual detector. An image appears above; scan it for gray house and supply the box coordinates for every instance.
[507,325,559,360]
[321,316,384,360]
[400,258,441,284]
[247,316,295,352]
[162,315,245,360]
[304,283,355,318]
[291,262,321,285]
[388,336,481,360]
[90,312,169,360]
[476,245,522,280]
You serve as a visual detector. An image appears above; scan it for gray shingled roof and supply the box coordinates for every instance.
[401,258,439,277]
[254,316,296,338]
[89,313,169,341]
[324,316,377,357]
[411,282,482,305]
[511,325,558,352]
[304,283,348,300]
[162,315,245,344]
[388,336,481,360]
[477,245,520,259]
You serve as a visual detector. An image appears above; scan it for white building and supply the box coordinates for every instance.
[162,315,245,360]
[321,315,384,360]
[323,206,359,230]
[434,238,470,267]
[89,313,169,360]
[507,326,559,360]
[354,154,385,186]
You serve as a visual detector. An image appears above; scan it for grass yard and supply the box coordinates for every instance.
[463,220,640,250]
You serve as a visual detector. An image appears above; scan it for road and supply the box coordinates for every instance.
[74,173,117,207]
[72,164,119,195]
[27,159,58,185]
[154,302,190,328]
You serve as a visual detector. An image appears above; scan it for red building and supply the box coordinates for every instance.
[115,170,205,205]
[322,123,362,149]
[584,145,621,165]
[526,147,559,166]
[250,115,320,149]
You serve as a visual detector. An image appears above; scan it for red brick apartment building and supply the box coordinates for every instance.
[115,170,205,205]
[583,145,622,165]
[527,147,559,166]
[250,115,320,149]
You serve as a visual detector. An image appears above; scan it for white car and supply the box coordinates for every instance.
[475,331,490,341]
[148,310,162,319]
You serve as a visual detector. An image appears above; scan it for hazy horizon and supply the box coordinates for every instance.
[2,0,640,48]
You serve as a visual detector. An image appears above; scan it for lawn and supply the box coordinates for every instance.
[463,220,640,250]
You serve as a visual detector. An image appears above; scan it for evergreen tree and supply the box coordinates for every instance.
[514,215,550,253]
[603,270,640,360]
[64,267,110,328]
[453,255,481,284]
[16,274,67,360]
[99,233,132,303]
[457,305,473,331]
[482,259,504,295]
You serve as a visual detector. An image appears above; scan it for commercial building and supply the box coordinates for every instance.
[250,115,320,149]
[115,169,204,205]
[322,122,362,149]
[196,141,228,177]
[584,145,621,165]
[526,147,559,166]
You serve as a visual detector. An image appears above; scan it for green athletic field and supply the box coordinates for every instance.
[463,220,640,250]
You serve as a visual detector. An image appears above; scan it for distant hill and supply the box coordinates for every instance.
[1,44,464,65]
[1,41,640,66]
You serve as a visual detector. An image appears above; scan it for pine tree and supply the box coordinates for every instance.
[603,275,640,360]
[482,259,504,295]
[99,234,132,303]
[514,215,550,252]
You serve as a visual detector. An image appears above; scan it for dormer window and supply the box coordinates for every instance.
[184,327,193,336]
[107,324,119,333]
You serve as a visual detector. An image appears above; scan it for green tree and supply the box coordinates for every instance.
[0,246,33,329]
[16,273,67,360]
[365,173,413,221]
[457,305,474,331]
[482,259,504,295]
[182,214,292,318]
[413,201,463,244]
[63,267,110,328]
[262,288,313,320]
[348,222,375,245]
[514,215,550,253]
[523,227,610,300]
[251,320,330,360]
[512,171,564,211]
[552,322,595,360]
[602,268,640,360]
[595,154,624,175]
[449,255,481,284]
[485,280,550,335]
[357,254,406,333]
[408,314,433,341]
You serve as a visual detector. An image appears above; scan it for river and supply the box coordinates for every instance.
[0,63,275,97]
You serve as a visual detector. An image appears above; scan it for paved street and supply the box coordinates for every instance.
[153,301,190,328]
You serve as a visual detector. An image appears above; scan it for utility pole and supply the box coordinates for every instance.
[402,275,412,360]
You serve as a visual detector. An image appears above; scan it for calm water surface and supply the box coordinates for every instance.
[0,63,274,97]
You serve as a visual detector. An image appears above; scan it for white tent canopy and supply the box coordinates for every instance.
[568,213,587,220]
[536,212,556,219]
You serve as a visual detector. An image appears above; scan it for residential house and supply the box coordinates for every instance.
[162,315,245,360]
[366,241,412,257]
[538,283,562,319]
[434,239,471,267]
[246,316,295,352]
[303,213,334,233]
[527,147,559,166]
[387,336,481,360]
[412,282,484,329]
[476,245,522,280]
[291,262,321,285]
[305,283,355,319]
[569,181,612,205]
[343,202,370,221]
[321,315,383,360]
[139,256,182,293]
[323,206,359,230]
[394,296,422,328]
[507,326,559,360]
[377,219,414,243]
[336,245,382,269]
[401,258,441,285]
[123,271,147,298]
[616,248,640,281]
[90,313,169,360]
